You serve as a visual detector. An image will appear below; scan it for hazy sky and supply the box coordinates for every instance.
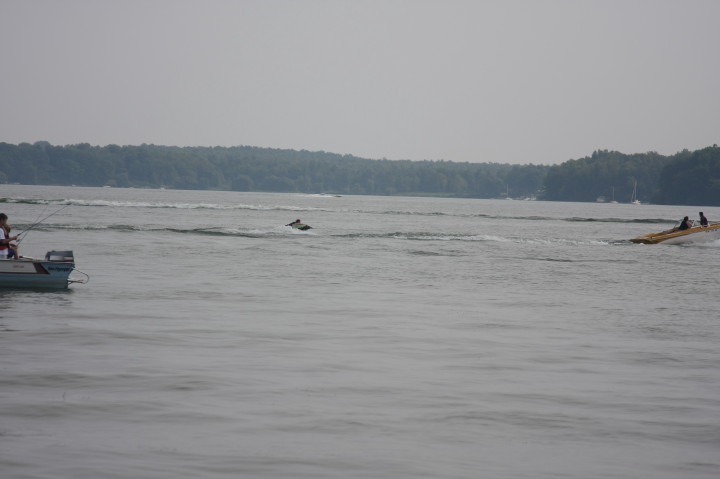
[2,0,718,164]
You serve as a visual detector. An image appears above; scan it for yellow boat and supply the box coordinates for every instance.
[631,221,720,245]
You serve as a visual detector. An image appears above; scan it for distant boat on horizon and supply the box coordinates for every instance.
[630,181,641,205]
[610,186,618,203]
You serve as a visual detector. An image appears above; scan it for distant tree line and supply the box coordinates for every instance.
[0,142,545,198]
[543,149,670,203]
[1,141,719,205]
[543,146,720,206]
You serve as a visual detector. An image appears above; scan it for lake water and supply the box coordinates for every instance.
[1,185,719,479]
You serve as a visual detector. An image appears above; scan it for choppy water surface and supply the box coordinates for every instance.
[1,185,719,478]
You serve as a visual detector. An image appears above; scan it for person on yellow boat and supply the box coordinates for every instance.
[677,216,692,231]
[699,212,708,227]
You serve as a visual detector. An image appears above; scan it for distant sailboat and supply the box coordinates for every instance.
[610,186,618,204]
[630,181,641,205]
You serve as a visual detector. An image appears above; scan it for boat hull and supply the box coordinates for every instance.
[0,252,76,289]
[630,223,720,245]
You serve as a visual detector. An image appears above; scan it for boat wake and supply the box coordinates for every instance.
[11,223,612,245]
[680,239,720,248]
[333,231,611,246]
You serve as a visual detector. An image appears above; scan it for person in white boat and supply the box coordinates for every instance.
[2,219,20,259]
[0,213,20,259]
[699,212,708,227]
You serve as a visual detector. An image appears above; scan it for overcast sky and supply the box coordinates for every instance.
[1,0,718,165]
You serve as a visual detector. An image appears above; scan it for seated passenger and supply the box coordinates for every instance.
[677,216,692,231]
[699,212,708,227]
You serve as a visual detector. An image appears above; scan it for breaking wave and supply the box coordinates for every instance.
[0,197,330,212]
[1,196,680,224]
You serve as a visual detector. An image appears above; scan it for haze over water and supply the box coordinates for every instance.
[1,185,719,478]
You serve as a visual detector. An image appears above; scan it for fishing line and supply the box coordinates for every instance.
[16,203,72,244]
[30,202,50,227]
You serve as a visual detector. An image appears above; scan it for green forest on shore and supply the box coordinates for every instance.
[1,141,719,206]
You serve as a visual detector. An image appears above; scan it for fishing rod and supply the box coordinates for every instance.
[16,203,71,244]
[29,202,50,228]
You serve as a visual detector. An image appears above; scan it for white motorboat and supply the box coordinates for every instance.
[0,250,86,289]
